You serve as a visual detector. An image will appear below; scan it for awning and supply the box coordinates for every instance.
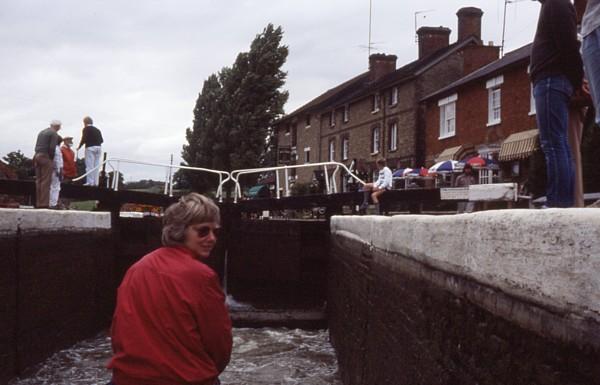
[435,144,475,163]
[498,129,539,161]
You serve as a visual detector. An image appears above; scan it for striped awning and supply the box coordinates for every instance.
[435,145,474,163]
[498,129,539,161]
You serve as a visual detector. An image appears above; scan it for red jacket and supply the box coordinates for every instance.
[60,146,77,178]
[108,247,232,385]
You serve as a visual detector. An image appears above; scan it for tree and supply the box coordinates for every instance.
[2,150,33,180]
[181,24,289,193]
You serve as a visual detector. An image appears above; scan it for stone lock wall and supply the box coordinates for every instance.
[0,209,112,383]
[328,210,600,385]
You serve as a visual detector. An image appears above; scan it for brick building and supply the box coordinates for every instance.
[421,43,537,184]
[275,7,499,190]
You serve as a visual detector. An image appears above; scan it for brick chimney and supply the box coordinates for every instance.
[417,27,451,59]
[457,7,483,42]
[368,53,397,81]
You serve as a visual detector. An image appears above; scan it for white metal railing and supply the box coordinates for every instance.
[73,157,230,201]
[230,162,366,203]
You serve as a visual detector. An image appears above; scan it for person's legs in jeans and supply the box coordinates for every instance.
[534,75,575,207]
[583,27,600,124]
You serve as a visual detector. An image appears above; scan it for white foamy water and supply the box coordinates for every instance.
[9,328,341,385]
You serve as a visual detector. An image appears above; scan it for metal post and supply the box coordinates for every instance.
[275,170,281,199]
[284,167,289,197]
[114,161,120,191]
[100,152,108,187]
[324,165,330,194]
[163,166,169,195]
[169,169,174,197]
[332,165,339,193]
[217,174,223,202]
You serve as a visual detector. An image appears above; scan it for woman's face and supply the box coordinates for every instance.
[183,222,220,259]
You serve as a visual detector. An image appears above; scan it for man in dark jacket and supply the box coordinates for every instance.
[531,0,584,207]
[33,120,61,208]
[77,116,103,186]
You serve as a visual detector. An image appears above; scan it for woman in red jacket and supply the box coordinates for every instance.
[108,193,232,385]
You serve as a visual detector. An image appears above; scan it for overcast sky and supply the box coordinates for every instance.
[0,0,540,181]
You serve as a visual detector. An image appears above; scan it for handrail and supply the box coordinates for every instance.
[73,157,230,201]
[230,161,366,203]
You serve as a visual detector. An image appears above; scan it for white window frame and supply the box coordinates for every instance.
[391,87,398,106]
[304,147,311,164]
[305,114,311,128]
[328,139,335,162]
[329,110,336,127]
[389,122,398,151]
[486,75,503,126]
[343,105,350,123]
[372,94,380,113]
[342,136,349,160]
[438,93,457,139]
[371,127,380,154]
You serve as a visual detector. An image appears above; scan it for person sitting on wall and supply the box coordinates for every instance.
[60,136,77,182]
[360,158,393,214]
[454,163,477,213]
[108,193,232,385]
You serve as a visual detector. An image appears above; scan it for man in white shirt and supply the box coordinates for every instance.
[360,158,393,214]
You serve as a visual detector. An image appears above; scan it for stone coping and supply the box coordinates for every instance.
[0,208,111,234]
[331,209,600,322]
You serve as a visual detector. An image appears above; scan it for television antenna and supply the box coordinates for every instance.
[415,9,434,42]
[501,0,530,56]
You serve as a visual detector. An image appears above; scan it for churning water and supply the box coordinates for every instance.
[9,328,341,385]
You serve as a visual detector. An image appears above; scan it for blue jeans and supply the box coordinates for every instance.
[583,26,600,124]
[533,75,575,207]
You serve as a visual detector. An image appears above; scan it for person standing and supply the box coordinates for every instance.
[49,137,63,208]
[454,163,477,213]
[77,116,103,186]
[580,0,600,122]
[33,120,61,208]
[61,137,77,181]
[108,193,232,385]
[530,0,584,208]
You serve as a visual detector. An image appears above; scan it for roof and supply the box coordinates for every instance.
[422,43,532,102]
[279,36,482,124]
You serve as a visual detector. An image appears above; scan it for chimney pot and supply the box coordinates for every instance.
[457,7,483,42]
[416,26,451,59]
[368,53,397,81]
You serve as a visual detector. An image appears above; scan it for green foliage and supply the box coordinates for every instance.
[181,24,289,193]
[2,150,33,180]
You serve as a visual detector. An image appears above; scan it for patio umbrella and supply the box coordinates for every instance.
[428,160,458,173]
[392,168,414,177]
[466,156,488,167]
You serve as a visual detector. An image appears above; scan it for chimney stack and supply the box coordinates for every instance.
[368,53,397,81]
[457,7,483,42]
[416,27,451,59]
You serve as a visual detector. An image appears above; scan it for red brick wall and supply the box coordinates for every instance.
[424,63,537,165]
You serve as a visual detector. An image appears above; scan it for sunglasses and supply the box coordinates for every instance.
[192,225,221,238]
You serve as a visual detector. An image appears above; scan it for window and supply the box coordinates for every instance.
[438,93,457,139]
[285,124,290,136]
[343,105,350,123]
[342,136,349,160]
[304,147,311,163]
[329,110,336,127]
[305,114,311,127]
[389,122,398,151]
[486,75,503,125]
[291,124,297,147]
[389,87,398,106]
[371,127,380,154]
[372,94,380,113]
[328,138,336,161]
